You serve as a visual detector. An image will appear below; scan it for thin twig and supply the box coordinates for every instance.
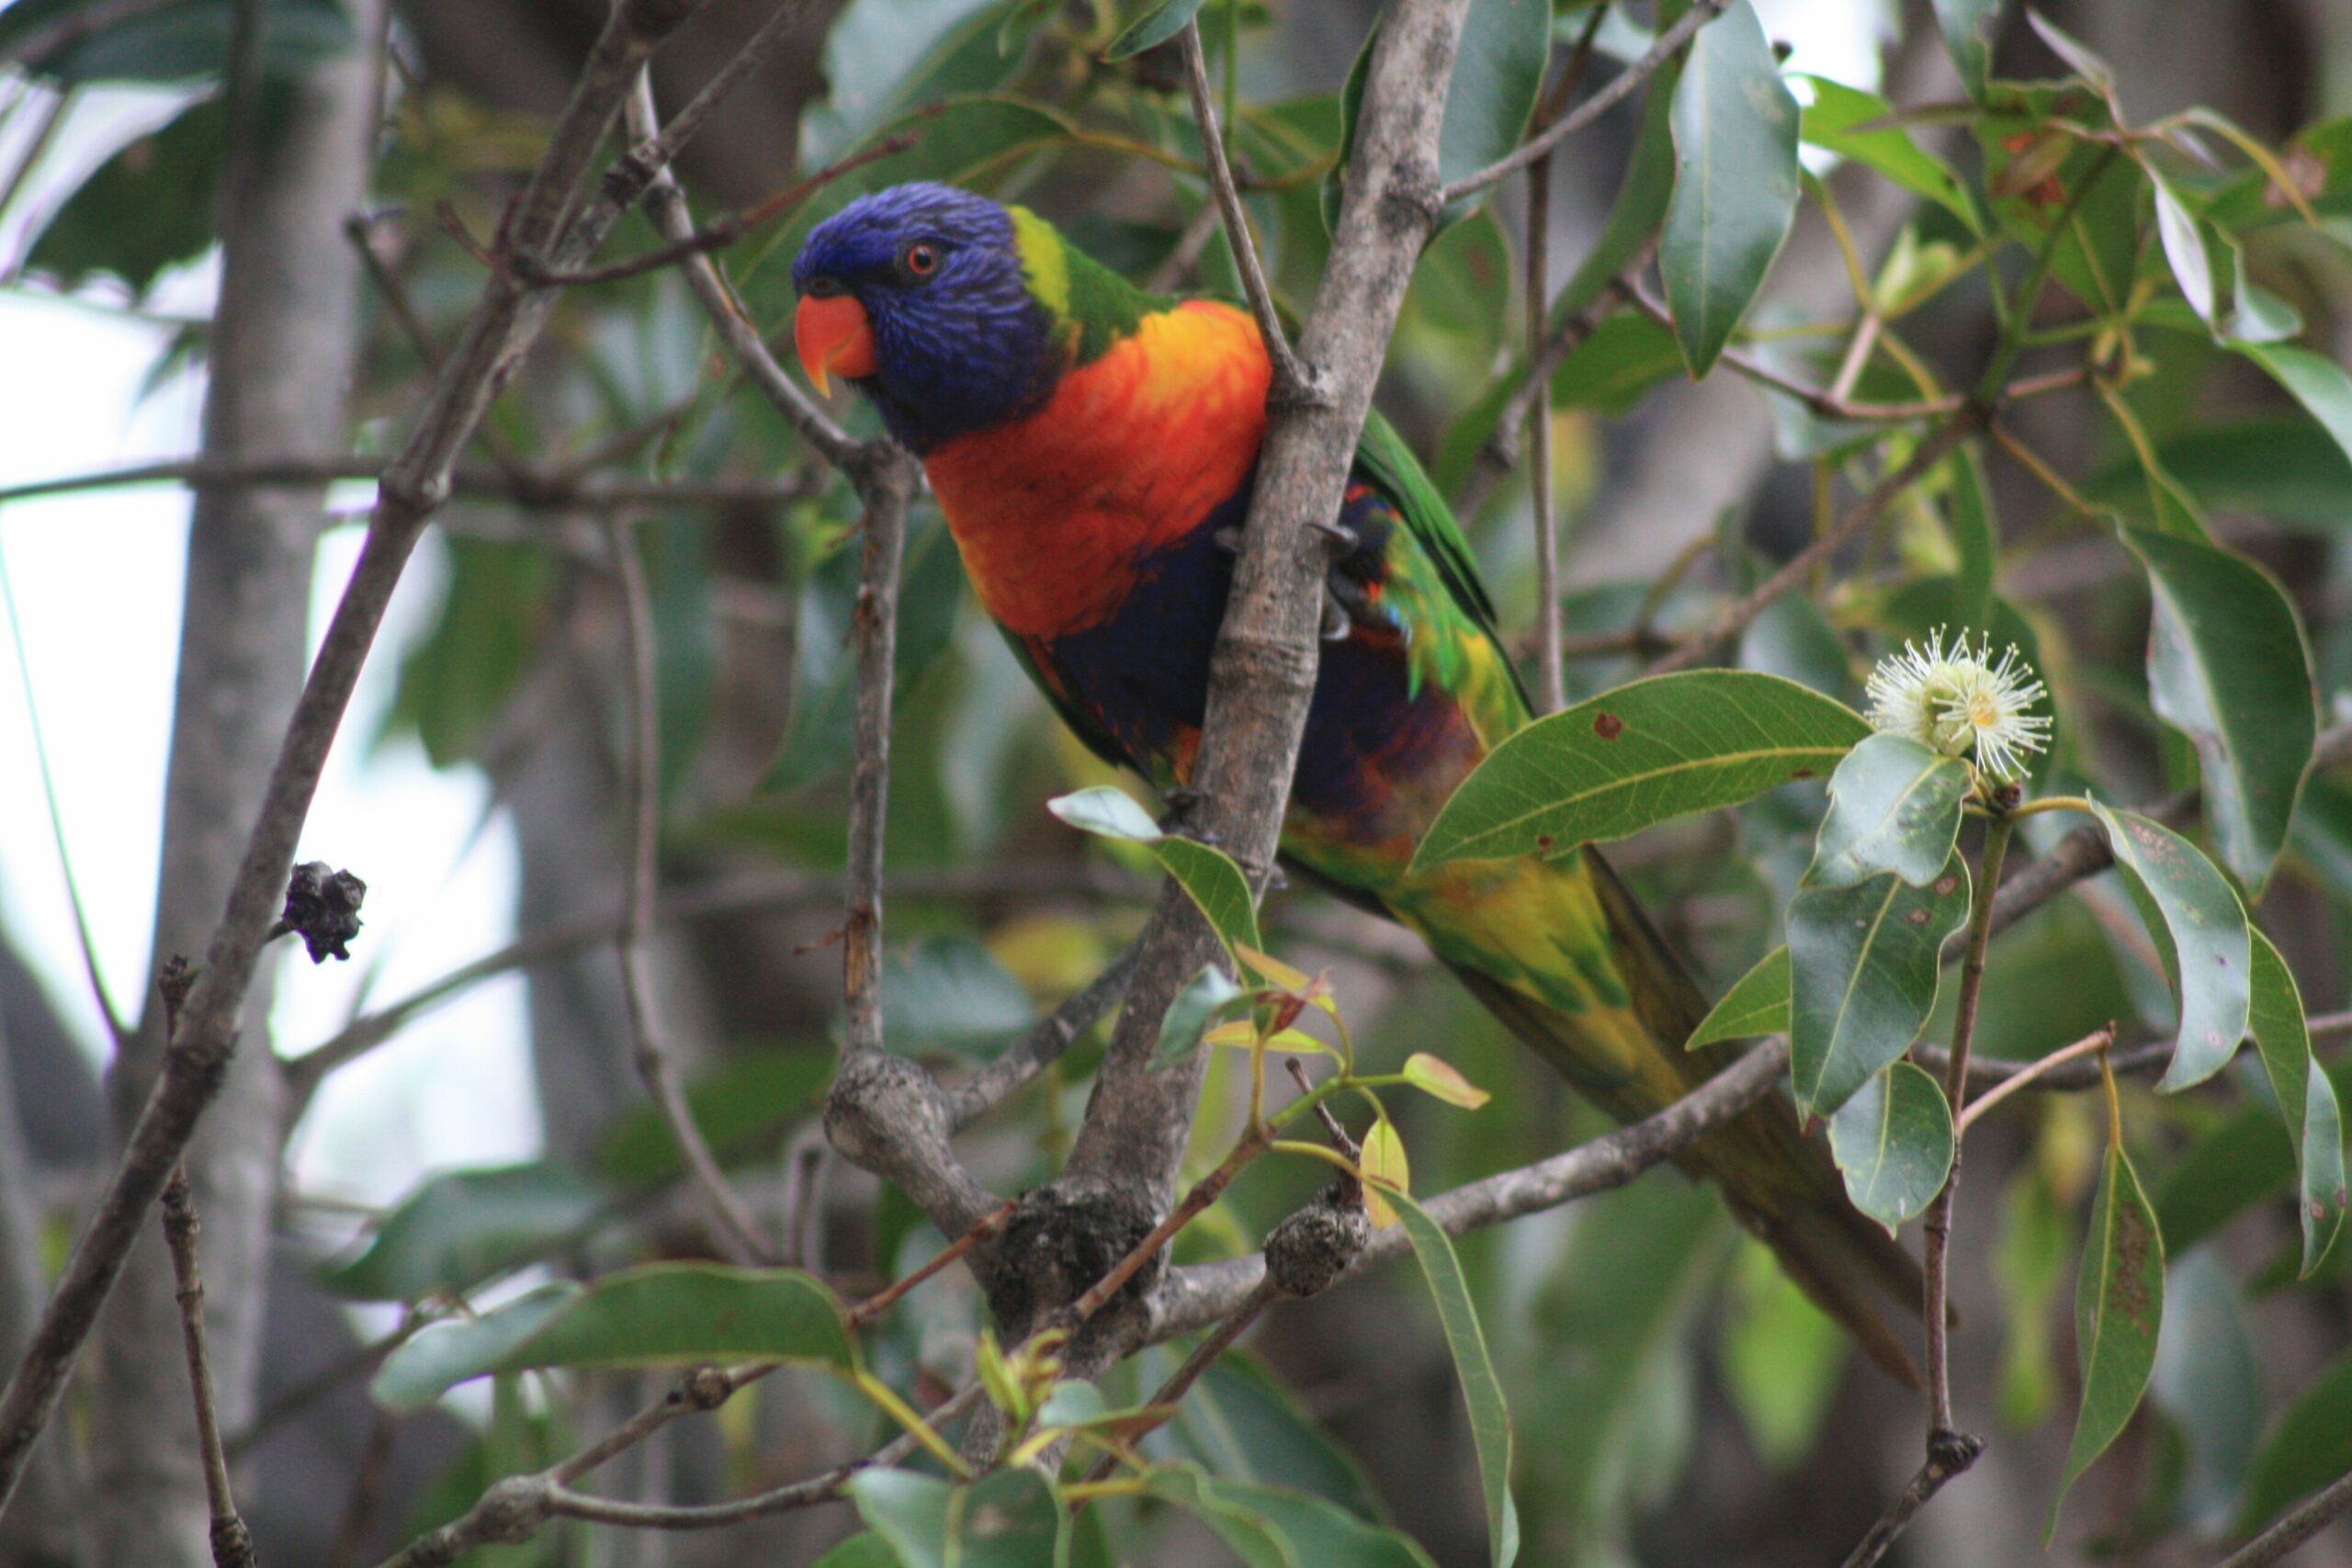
[845,1199,1018,1328]
[1649,413,1980,673]
[1149,1040,1790,1339]
[1838,1431,1987,1568]
[1441,0,1728,203]
[1077,1280,1277,1487]
[605,513,776,1265]
[1920,816,2011,1441]
[945,942,1141,1130]
[160,1168,256,1568]
[1955,1024,2114,1133]
[1148,197,1226,293]
[537,1382,986,1533]
[1179,19,1313,398]
[518,134,916,289]
[0,454,814,512]
[1454,265,1640,521]
[2214,1463,2352,1568]
[0,0,739,1514]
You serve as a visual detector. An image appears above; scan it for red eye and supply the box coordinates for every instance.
[904,243,938,276]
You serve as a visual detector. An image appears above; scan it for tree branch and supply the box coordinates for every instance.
[1440,0,1728,204]
[604,514,776,1265]
[1149,1039,1788,1338]
[1054,0,1476,1239]
[1178,18,1313,398]
[0,454,814,512]
[0,0,737,1514]
[158,1168,255,1568]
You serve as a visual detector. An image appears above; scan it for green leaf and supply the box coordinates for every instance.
[2148,166,2217,327]
[1436,0,1549,220]
[2082,418,2352,535]
[1401,1053,1491,1109]
[1796,75,1979,232]
[1324,0,1547,233]
[1160,1350,1383,1520]
[2235,1349,2352,1535]
[384,536,550,769]
[1548,311,1686,415]
[1146,1469,1439,1568]
[882,935,1037,1060]
[2233,341,2352,476]
[1826,1061,1955,1234]
[24,93,225,297]
[596,1046,833,1184]
[799,0,1008,163]
[1787,853,1972,1121]
[1660,0,1801,376]
[1156,964,1247,1070]
[1995,1167,2074,1430]
[1688,945,1790,1049]
[322,1164,605,1302]
[764,513,965,794]
[1049,787,1261,956]
[1720,1239,1845,1470]
[0,0,356,82]
[846,1467,1065,1568]
[1411,672,1868,870]
[1384,1189,1519,1567]
[373,1264,853,1410]
[2152,1105,2294,1258]
[1105,0,1203,59]
[1948,443,1998,629]
[2249,931,2348,1274]
[812,1534,903,1568]
[2089,802,2253,1090]
[2047,1139,2165,1543]
[1804,734,1972,890]
[1930,0,2003,98]
[2126,526,2304,893]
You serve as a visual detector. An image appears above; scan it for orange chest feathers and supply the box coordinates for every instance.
[922,299,1272,638]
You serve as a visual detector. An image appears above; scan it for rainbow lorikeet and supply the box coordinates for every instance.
[792,183,1923,1379]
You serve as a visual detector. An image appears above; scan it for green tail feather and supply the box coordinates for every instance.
[1450,849,1928,1388]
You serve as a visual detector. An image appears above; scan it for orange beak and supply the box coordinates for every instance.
[794,293,876,397]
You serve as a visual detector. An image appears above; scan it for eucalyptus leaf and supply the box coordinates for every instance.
[1804,733,1971,890]
[2248,930,2348,1274]
[1930,0,2003,98]
[1688,945,1790,1050]
[2047,1139,2165,1543]
[1105,0,1204,60]
[1412,672,1868,870]
[2089,802,2252,1090]
[1385,1189,1520,1568]
[2125,521,2315,894]
[322,1164,605,1302]
[1660,0,1800,376]
[1826,1061,1954,1233]
[2234,1349,2352,1536]
[847,1466,1064,1568]
[1156,964,1246,1070]
[2233,342,2352,475]
[373,1264,853,1410]
[1797,75,1979,232]
[1049,786,1261,956]
[1787,853,1972,1121]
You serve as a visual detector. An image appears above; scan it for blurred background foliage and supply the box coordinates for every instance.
[6,0,2352,1563]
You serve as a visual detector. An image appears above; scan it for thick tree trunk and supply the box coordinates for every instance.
[84,11,381,1563]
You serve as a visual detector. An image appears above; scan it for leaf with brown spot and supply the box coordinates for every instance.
[2047,1140,2165,1542]
[2090,802,2251,1090]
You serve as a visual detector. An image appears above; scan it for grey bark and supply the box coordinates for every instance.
[85,10,381,1563]
[0,1006,83,1568]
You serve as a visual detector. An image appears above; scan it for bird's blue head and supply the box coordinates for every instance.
[791,183,1060,453]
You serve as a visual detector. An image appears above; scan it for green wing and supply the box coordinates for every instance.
[1351,409,1536,718]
